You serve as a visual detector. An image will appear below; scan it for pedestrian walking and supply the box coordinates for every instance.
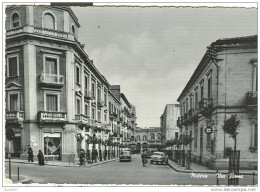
[141,151,148,167]
[92,149,98,163]
[27,145,34,162]
[37,150,45,166]
[79,149,86,166]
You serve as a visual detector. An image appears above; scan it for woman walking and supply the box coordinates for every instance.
[37,150,45,166]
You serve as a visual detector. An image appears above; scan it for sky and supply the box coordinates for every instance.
[71,5,257,128]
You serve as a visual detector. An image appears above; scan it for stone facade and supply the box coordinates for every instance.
[177,35,257,170]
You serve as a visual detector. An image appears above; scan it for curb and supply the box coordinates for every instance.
[168,162,258,175]
[5,158,119,168]
[12,175,31,184]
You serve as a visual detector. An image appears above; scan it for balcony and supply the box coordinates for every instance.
[6,111,24,125]
[40,73,64,88]
[177,117,182,128]
[75,114,90,127]
[97,99,105,108]
[109,112,117,120]
[84,89,93,100]
[190,108,199,122]
[246,91,257,106]
[37,111,67,123]
[199,98,213,117]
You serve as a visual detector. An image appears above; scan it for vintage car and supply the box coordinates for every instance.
[150,151,168,165]
[119,151,132,162]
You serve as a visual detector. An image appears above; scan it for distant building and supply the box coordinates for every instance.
[134,127,161,148]
[160,104,180,144]
[177,35,257,169]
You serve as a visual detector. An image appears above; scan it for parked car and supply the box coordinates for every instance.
[119,151,132,162]
[150,152,168,165]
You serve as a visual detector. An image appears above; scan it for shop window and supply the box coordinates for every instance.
[7,55,19,77]
[44,133,61,156]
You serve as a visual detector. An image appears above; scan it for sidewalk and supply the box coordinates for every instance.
[168,159,258,175]
[5,157,119,168]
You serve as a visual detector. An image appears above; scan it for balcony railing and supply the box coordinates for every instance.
[199,98,213,115]
[34,27,70,39]
[38,111,67,121]
[40,73,64,88]
[109,112,117,119]
[97,99,105,107]
[84,89,93,100]
[6,111,24,121]
[75,114,89,125]
[246,91,257,106]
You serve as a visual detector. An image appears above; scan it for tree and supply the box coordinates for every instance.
[222,115,240,151]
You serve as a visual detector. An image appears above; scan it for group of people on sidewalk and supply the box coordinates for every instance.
[79,149,99,166]
[27,145,45,166]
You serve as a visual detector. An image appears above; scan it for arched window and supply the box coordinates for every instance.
[43,13,55,29]
[11,12,20,28]
[150,133,155,140]
[143,135,146,141]
[137,135,140,141]
[157,133,161,140]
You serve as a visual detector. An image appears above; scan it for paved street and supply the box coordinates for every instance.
[5,154,257,185]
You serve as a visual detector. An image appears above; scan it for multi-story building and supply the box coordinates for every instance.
[134,127,161,148]
[110,85,135,145]
[108,90,122,143]
[5,6,111,161]
[177,35,257,169]
[160,104,180,145]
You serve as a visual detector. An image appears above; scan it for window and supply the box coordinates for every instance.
[200,81,204,100]
[186,99,188,113]
[92,108,95,120]
[194,126,198,148]
[190,96,193,110]
[44,133,61,156]
[91,81,95,98]
[84,75,88,90]
[150,133,155,140]
[84,103,89,117]
[104,114,107,123]
[12,13,20,28]
[109,102,111,114]
[97,87,101,101]
[195,91,198,109]
[104,91,107,105]
[137,135,140,141]
[7,55,19,77]
[75,65,80,84]
[76,98,81,114]
[143,135,146,141]
[157,133,161,140]
[45,57,58,75]
[208,76,212,98]
[72,25,75,35]
[9,93,19,111]
[43,13,55,29]
[98,110,101,122]
[175,132,178,139]
[46,94,58,111]
[254,124,257,147]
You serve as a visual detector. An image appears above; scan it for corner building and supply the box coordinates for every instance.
[177,36,257,169]
[5,6,111,161]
